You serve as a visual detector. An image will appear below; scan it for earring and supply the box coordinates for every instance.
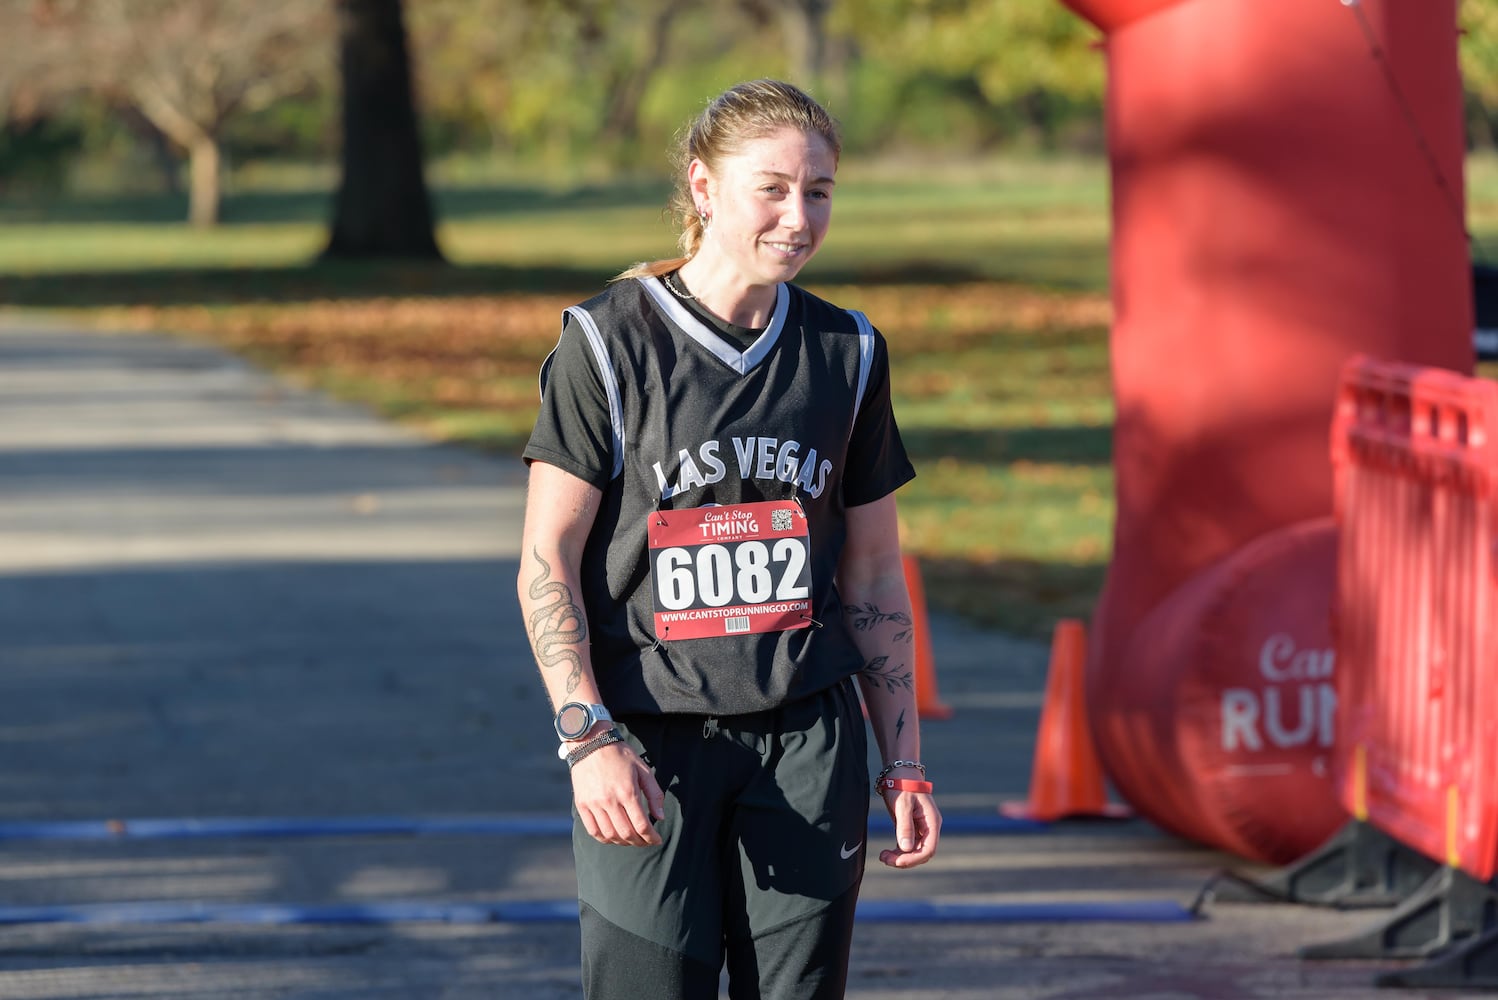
[698,208,711,233]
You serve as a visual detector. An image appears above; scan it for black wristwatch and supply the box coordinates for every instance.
[554,701,612,742]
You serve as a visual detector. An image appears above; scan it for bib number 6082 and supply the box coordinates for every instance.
[655,538,809,611]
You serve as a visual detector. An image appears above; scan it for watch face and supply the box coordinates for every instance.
[555,702,592,740]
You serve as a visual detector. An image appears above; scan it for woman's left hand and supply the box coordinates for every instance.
[878,789,940,868]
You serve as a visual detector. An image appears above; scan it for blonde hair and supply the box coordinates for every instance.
[616,79,842,281]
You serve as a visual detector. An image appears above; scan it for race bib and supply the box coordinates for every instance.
[647,500,812,640]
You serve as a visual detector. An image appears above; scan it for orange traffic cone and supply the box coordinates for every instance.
[902,554,953,720]
[1001,619,1131,821]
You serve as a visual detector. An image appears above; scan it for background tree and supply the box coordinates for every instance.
[742,0,834,91]
[0,3,61,124]
[14,0,1492,198]
[324,0,442,260]
[14,0,330,225]
[592,0,693,154]
[1463,0,1498,149]
[410,0,709,169]
[0,1,78,194]
[834,0,1103,150]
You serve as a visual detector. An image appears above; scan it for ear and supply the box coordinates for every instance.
[687,158,712,213]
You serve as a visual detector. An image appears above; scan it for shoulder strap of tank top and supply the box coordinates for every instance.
[845,309,876,437]
[562,305,626,481]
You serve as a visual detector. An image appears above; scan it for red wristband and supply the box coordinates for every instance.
[879,777,934,794]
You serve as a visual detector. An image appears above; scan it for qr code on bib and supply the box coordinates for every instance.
[770,509,795,532]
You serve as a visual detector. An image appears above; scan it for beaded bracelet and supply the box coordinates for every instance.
[564,728,623,769]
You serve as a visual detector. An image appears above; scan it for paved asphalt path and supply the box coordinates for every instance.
[0,316,1474,998]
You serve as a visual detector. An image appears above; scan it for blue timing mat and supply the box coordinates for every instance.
[0,813,1047,842]
[0,898,1193,926]
[0,816,575,842]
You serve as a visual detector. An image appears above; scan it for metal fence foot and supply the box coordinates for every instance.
[1300,866,1498,961]
[1376,923,1498,989]
[1194,820,1438,912]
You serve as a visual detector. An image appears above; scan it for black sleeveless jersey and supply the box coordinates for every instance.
[524,276,915,715]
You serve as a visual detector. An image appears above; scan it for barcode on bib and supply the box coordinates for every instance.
[770,509,795,532]
[724,616,751,634]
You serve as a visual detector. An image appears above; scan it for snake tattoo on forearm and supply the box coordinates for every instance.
[527,547,588,694]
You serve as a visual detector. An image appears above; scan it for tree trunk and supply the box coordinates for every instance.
[1468,95,1498,152]
[778,0,830,90]
[187,137,221,228]
[128,82,215,224]
[598,2,685,152]
[323,0,442,260]
[120,109,183,197]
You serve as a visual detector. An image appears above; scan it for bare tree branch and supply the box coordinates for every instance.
[15,0,331,224]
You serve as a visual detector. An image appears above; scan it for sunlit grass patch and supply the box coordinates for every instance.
[901,458,1112,559]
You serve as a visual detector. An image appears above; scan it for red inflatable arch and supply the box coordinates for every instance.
[1054,0,1472,861]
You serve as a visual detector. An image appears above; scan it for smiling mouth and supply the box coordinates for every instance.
[765,241,806,254]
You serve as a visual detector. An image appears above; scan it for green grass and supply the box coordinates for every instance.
[0,159,1112,292]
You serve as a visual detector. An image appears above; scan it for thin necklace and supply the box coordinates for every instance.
[663,271,696,301]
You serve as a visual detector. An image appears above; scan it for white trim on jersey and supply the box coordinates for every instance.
[846,309,876,435]
[562,306,627,481]
[638,277,790,376]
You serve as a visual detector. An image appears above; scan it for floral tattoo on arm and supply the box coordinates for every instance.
[860,654,913,693]
[527,547,588,694]
[844,603,914,644]
[845,602,915,692]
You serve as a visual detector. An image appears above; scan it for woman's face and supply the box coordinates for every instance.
[691,127,836,287]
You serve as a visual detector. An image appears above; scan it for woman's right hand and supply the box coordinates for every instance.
[571,743,666,847]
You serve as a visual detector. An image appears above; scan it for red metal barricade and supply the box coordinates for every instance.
[1332,355,1498,880]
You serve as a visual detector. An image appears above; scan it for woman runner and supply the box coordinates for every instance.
[519,78,940,1000]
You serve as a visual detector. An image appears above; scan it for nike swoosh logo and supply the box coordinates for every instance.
[840,841,861,860]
